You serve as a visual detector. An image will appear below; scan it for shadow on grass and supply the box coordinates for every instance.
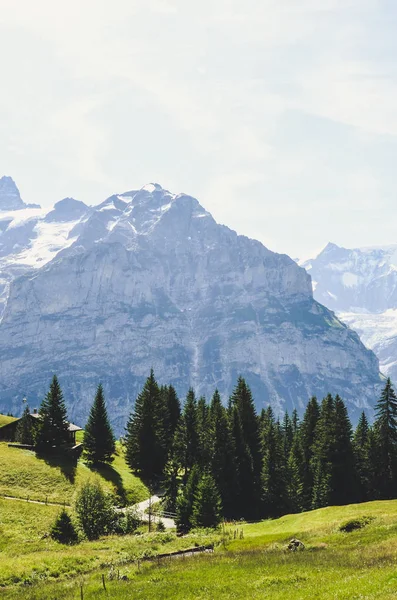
[90,462,127,505]
[35,450,78,484]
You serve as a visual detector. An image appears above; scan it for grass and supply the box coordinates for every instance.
[0,415,17,427]
[0,441,147,505]
[3,499,397,599]
[0,498,219,590]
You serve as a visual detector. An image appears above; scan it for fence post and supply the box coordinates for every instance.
[80,583,84,600]
[102,573,107,591]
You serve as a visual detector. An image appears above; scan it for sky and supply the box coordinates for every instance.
[1,0,397,259]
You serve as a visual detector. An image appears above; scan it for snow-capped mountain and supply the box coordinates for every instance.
[0,178,381,430]
[303,243,397,384]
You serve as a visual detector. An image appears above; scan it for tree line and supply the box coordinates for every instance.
[15,371,397,532]
[123,372,397,530]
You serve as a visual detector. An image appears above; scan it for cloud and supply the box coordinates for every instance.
[0,0,396,256]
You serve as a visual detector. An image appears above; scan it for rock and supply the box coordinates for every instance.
[0,181,382,432]
[287,538,305,551]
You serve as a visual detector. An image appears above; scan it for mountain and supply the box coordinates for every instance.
[303,242,397,384]
[0,176,40,210]
[0,181,381,431]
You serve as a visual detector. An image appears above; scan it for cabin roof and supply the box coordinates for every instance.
[0,412,83,432]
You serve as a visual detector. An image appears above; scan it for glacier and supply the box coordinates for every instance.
[303,242,397,386]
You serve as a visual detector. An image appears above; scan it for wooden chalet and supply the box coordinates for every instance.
[0,410,82,445]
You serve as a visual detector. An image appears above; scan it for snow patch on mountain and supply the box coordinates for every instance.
[305,242,397,383]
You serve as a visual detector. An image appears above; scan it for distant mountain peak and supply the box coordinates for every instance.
[0,176,40,210]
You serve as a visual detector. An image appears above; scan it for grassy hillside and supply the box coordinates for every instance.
[3,499,397,599]
[0,441,147,505]
[0,498,218,590]
[0,415,17,427]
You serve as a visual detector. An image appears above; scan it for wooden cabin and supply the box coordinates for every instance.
[0,411,82,445]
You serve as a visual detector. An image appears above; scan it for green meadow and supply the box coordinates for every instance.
[0,441,147,505]
[1,498,397,599]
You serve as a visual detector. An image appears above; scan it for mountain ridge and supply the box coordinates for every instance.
[0,180,382,431]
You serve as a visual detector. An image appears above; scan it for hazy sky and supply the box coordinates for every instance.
[1,0,397,258]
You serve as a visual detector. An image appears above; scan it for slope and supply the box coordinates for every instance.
[0,439,147,505]
[3,499,397,599]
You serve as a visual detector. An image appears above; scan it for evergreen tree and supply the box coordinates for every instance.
[230,377,261,517]
[50,509,78,544]
[191,472,222,529]
[300,396,320,510]
[286,432,304,513]
[282,412,294,458]
[84,384,116,465]
[175,465,201,533]
[15,405,35,445]
[162,455,180,513]
[166,385,181,443]
[311,395,335,509]
[231,406,255,518]
[178,388,199,478]
[261,420,288,517]
[36,375,69,451]
[209,390,235,517]
[372,378,397,499]
[332,395,357,505]
[124,370,166,482]
[291,409,299,436]
[353,411,371,501]
[196,396,212,468]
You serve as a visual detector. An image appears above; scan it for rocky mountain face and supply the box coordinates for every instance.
[0,180,381,431]
[303,243,397,384]
[0,176,40,210]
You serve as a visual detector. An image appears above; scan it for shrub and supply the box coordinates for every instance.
[50,509,78,544]
[156,519,166,532]
[112,507,141,535]
[74,479,114,540]
[339,516,374,533]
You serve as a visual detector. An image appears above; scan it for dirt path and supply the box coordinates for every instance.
[133,495,176,529]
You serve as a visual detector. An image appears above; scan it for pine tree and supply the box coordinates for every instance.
[182,388,199,478]
[50,509,78,544]
[372,378,397,499]
[209,390,235,517]
[15,405,35,445]
[175,464,201,533]
[291,409,299,436]
[191,472,222,529]
[231,406,254,518]
[311,395,335,509]
[286,432,304,513]
[332,395,357,505]
[36,375,69,451]
[166,385,181,443]
[353,411,371,501]
[261,420,288,517]
[196,396,212,468]
[124,370,166,483]
[162,455,180,513]
[229,377,261,517]
[84,384,116,465]
[300,396,320,510]
[282,412,294,458]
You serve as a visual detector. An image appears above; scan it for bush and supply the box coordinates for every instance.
[339,516,374,533]
[112,507,141,535]
[50,509,78,544]
[156,519,166,532]
[74,479,115,540]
